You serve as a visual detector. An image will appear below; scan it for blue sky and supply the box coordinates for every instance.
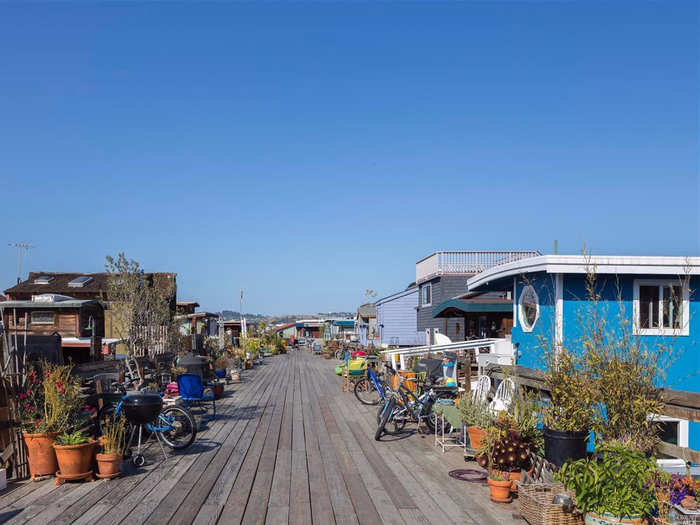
[0,2,697,315]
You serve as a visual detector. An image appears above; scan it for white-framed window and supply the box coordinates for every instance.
[518,285,539,333]
[421,284,432,307]
[31,311,55,325]
[633,279,689,336]
[652,415,689,467]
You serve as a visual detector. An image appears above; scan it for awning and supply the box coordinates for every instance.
[432,299,512,318]
[333,320,355,327]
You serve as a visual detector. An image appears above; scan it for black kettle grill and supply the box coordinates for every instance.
[122,393,163,424]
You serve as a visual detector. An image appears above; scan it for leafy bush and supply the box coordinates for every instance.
[555,444,658,518]
[56,430,91,446]
[18,362,85,434]
[101,415,127,455]
[457,395,492,429]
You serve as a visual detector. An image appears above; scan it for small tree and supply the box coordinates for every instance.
[105,253,175,383]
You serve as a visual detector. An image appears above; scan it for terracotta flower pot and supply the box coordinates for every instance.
[23,432,59,481]
[467,426,486,450]
[487,477,512,503]
[96,453,121,478]
[54,440,95,478]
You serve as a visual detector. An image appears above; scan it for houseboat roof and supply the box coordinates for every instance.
[177,301,200,307]
[4,271,177,299]
[272,322,296,332]
[432,298,512,318]
[375,285,418,305]
[468,254,700,291]
[0,298,102,309]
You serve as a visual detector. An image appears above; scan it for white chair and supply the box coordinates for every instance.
[489,378,515,414]
[470,375,491,403]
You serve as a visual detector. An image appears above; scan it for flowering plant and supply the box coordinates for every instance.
[666,475,699,507]
[17,362,85,434]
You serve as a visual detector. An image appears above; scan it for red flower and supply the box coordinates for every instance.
[23,403,31,410]
[18,393,26,399]
[55,381,63,388]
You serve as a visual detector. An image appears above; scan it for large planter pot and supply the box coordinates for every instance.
[466,426,486,450]
[54,440,95,478]
[584,512,642,525]
[543,427,589,468]
[23,432,59,481]
[95,453,121,479]
[487,477,512,503]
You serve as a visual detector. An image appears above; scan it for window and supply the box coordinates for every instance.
[634,279,689,336]
[31,311,55,325]
[34,275,54,284]
[68,276,93,288]
[518,285,539,332]
[421,284,431,307]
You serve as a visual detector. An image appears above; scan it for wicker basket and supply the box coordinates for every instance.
[518,482,583,525]
[655,502,700,525]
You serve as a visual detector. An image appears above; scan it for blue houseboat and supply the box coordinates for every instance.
[466,254,700,463]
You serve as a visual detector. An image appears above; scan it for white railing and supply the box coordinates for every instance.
[380,337,514,371]
[415,250,540,284]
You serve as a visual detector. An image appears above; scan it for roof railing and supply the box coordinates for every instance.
[416,250,540,284]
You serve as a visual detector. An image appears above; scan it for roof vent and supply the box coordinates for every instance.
[34,275,54,284]
[68,276,93,288]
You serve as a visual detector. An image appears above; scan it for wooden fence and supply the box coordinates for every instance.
[486,364,700,466]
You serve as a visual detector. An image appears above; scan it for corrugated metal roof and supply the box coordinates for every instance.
[0,299,101,309]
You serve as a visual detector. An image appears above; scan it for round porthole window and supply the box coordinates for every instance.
[519,285,539,332]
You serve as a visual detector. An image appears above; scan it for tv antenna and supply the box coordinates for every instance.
[8,242,34,284]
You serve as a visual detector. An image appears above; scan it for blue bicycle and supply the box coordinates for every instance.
[98,391,197,467]
[353,364,389,405]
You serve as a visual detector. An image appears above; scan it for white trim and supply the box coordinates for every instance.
[420,283,432,308]
[512,277,517,328]
[632,278,689,336]
[518,285,539,333]
[555,274,563,348]
[468,255,700,291]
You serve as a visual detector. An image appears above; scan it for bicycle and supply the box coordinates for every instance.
[354,364,389,406]
[375,365,456,441]
[97,386,197,467]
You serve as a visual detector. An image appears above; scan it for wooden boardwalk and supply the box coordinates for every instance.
[0,352,519,524]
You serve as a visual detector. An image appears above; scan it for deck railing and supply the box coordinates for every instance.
[486,364,700,467]
[415,250,540,284]
[380,338,513,370]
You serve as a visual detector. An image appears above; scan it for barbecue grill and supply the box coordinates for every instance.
[122,393,165,467]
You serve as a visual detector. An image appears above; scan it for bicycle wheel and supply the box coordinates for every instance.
[157,406,197,450]
[375,397,395,441]
[354,378,381,405]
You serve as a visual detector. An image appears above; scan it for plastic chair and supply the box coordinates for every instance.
[489,378,515,414]
[177,374,216,422]
[471,375,491,403]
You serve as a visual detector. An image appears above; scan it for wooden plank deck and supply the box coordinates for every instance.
[0,352,520,524]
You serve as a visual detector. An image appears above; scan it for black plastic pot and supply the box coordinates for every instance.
[543,427,589,468]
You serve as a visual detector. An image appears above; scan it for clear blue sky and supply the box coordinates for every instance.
[0,2,697,315]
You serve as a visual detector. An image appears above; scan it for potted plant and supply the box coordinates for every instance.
[96,415,126,479]
[487,470,512,504]
[457,394,492,451]
[213,357,228,379]
[541,348,594,468]
[18,363,83,481]
[478,412,536,494]
[53,430,96,483]
[555,444,658,524]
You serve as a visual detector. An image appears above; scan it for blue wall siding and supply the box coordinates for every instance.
[513,273,700,452]
[376,288,418,346]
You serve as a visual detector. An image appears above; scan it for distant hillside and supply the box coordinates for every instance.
[219,310,354,324]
